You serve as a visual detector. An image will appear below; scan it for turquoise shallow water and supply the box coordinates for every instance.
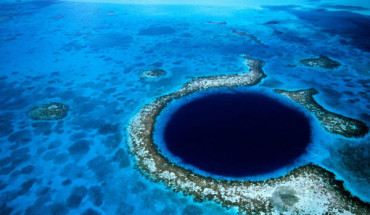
[0,0,369,214]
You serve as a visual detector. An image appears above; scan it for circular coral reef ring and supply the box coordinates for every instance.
[28,102,69,120]
[128,56,370,214]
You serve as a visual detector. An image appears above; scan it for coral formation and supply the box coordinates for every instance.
[275,88,369,137]
[270,186,299,211]
[232,30,263,45]
[206,21,227,25]
[128,56,369,214]
[140,68,167,79]
[300,55,341,69]
[28,102,69,120]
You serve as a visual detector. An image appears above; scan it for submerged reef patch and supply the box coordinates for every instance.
[28,102,69,120]
[263,6,370,52]
[206,21,227,25]
[138,26,176,36]
[128,56,370,214]
[139,68,167,79]
[232,30,263,45]
[275,88,369,138]
[300,55,341,69]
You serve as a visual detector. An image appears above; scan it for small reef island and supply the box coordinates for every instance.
[128,56,369,214]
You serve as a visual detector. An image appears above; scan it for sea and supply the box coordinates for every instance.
[0,0,369,214]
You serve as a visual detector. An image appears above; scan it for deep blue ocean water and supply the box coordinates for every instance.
[0,0,369,214]
[163,91,311,177]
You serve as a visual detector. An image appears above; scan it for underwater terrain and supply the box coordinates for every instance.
[0,0,369,214]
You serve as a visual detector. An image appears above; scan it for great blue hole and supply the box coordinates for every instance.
[162,92,312,177]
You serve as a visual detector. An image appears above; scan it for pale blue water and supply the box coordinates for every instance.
[0,0,369,214]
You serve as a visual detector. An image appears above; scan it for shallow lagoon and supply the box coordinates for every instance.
[0,0,369,214]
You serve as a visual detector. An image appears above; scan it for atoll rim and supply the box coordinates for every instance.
[275,88,369,138]
[128,56,370,214]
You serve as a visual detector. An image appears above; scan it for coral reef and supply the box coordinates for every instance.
[140,68,167,79]
[300,55,341,69]
[232,30,262,45]
[128,56,369,214]
[275,88,369,137]
[270,186,299,212]
[28,102,69,120]
[206,21,227,25]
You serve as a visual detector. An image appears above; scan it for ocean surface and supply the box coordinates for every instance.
[0,0,369,214]
[160,91,312,177]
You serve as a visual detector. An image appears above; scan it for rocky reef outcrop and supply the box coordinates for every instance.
[28,102,69,120]
[139,68,166,79]
[300,55,341,69]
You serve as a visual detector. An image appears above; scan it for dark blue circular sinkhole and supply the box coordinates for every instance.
[163,92,312,177]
